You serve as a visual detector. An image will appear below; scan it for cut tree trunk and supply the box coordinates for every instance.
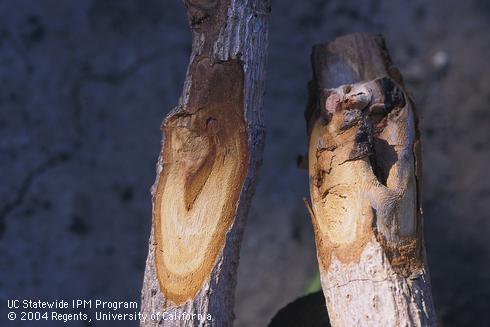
[304,33,437,326]
[140,1,270,326]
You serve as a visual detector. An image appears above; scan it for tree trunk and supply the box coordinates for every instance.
[304,33,437,326]
[140,1,270,326]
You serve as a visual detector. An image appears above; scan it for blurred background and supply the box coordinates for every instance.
[1,0,489,326]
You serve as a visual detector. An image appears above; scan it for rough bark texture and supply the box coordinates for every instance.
[140,0,270,326]
[305,33,437,326]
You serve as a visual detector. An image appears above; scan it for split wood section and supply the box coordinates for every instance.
[140,0,270,326]
[305,33,437,326]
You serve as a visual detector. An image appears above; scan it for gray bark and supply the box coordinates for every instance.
[140,1,270,326]
[305,33,437,327]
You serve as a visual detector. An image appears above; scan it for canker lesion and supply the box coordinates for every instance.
[308,77,422,274]
[153,59,249,305]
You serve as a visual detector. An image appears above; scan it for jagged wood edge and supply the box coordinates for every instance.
[305,33,437,327]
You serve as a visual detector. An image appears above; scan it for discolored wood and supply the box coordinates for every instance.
[141,0,270,326]
[153,59,248,305]
[305,33,437,326]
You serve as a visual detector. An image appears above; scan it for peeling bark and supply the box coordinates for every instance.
[305,33,437,326]
[140,0,270,326]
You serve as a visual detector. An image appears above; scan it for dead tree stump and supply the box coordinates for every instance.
[305,33,437,326]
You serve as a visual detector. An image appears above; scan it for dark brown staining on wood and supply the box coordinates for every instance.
[322,78,406,186]
[379,78,405,109]
[190,13,210,28]
[374,228,423,277]
[339,109,361,131]
[306,35,429,282]
[169,58,246,211]
[314,169,325,188]
[311,76,422,269]
[349,115,373,161]
[185,0,222,31]
[188,57,241,111]
[154,57,248,303]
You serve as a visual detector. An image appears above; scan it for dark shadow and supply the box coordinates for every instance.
[371,137,398,186]
[269,291,330,327]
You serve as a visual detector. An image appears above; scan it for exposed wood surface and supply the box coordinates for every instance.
[305,33,437,326]
[141,0,270,325]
